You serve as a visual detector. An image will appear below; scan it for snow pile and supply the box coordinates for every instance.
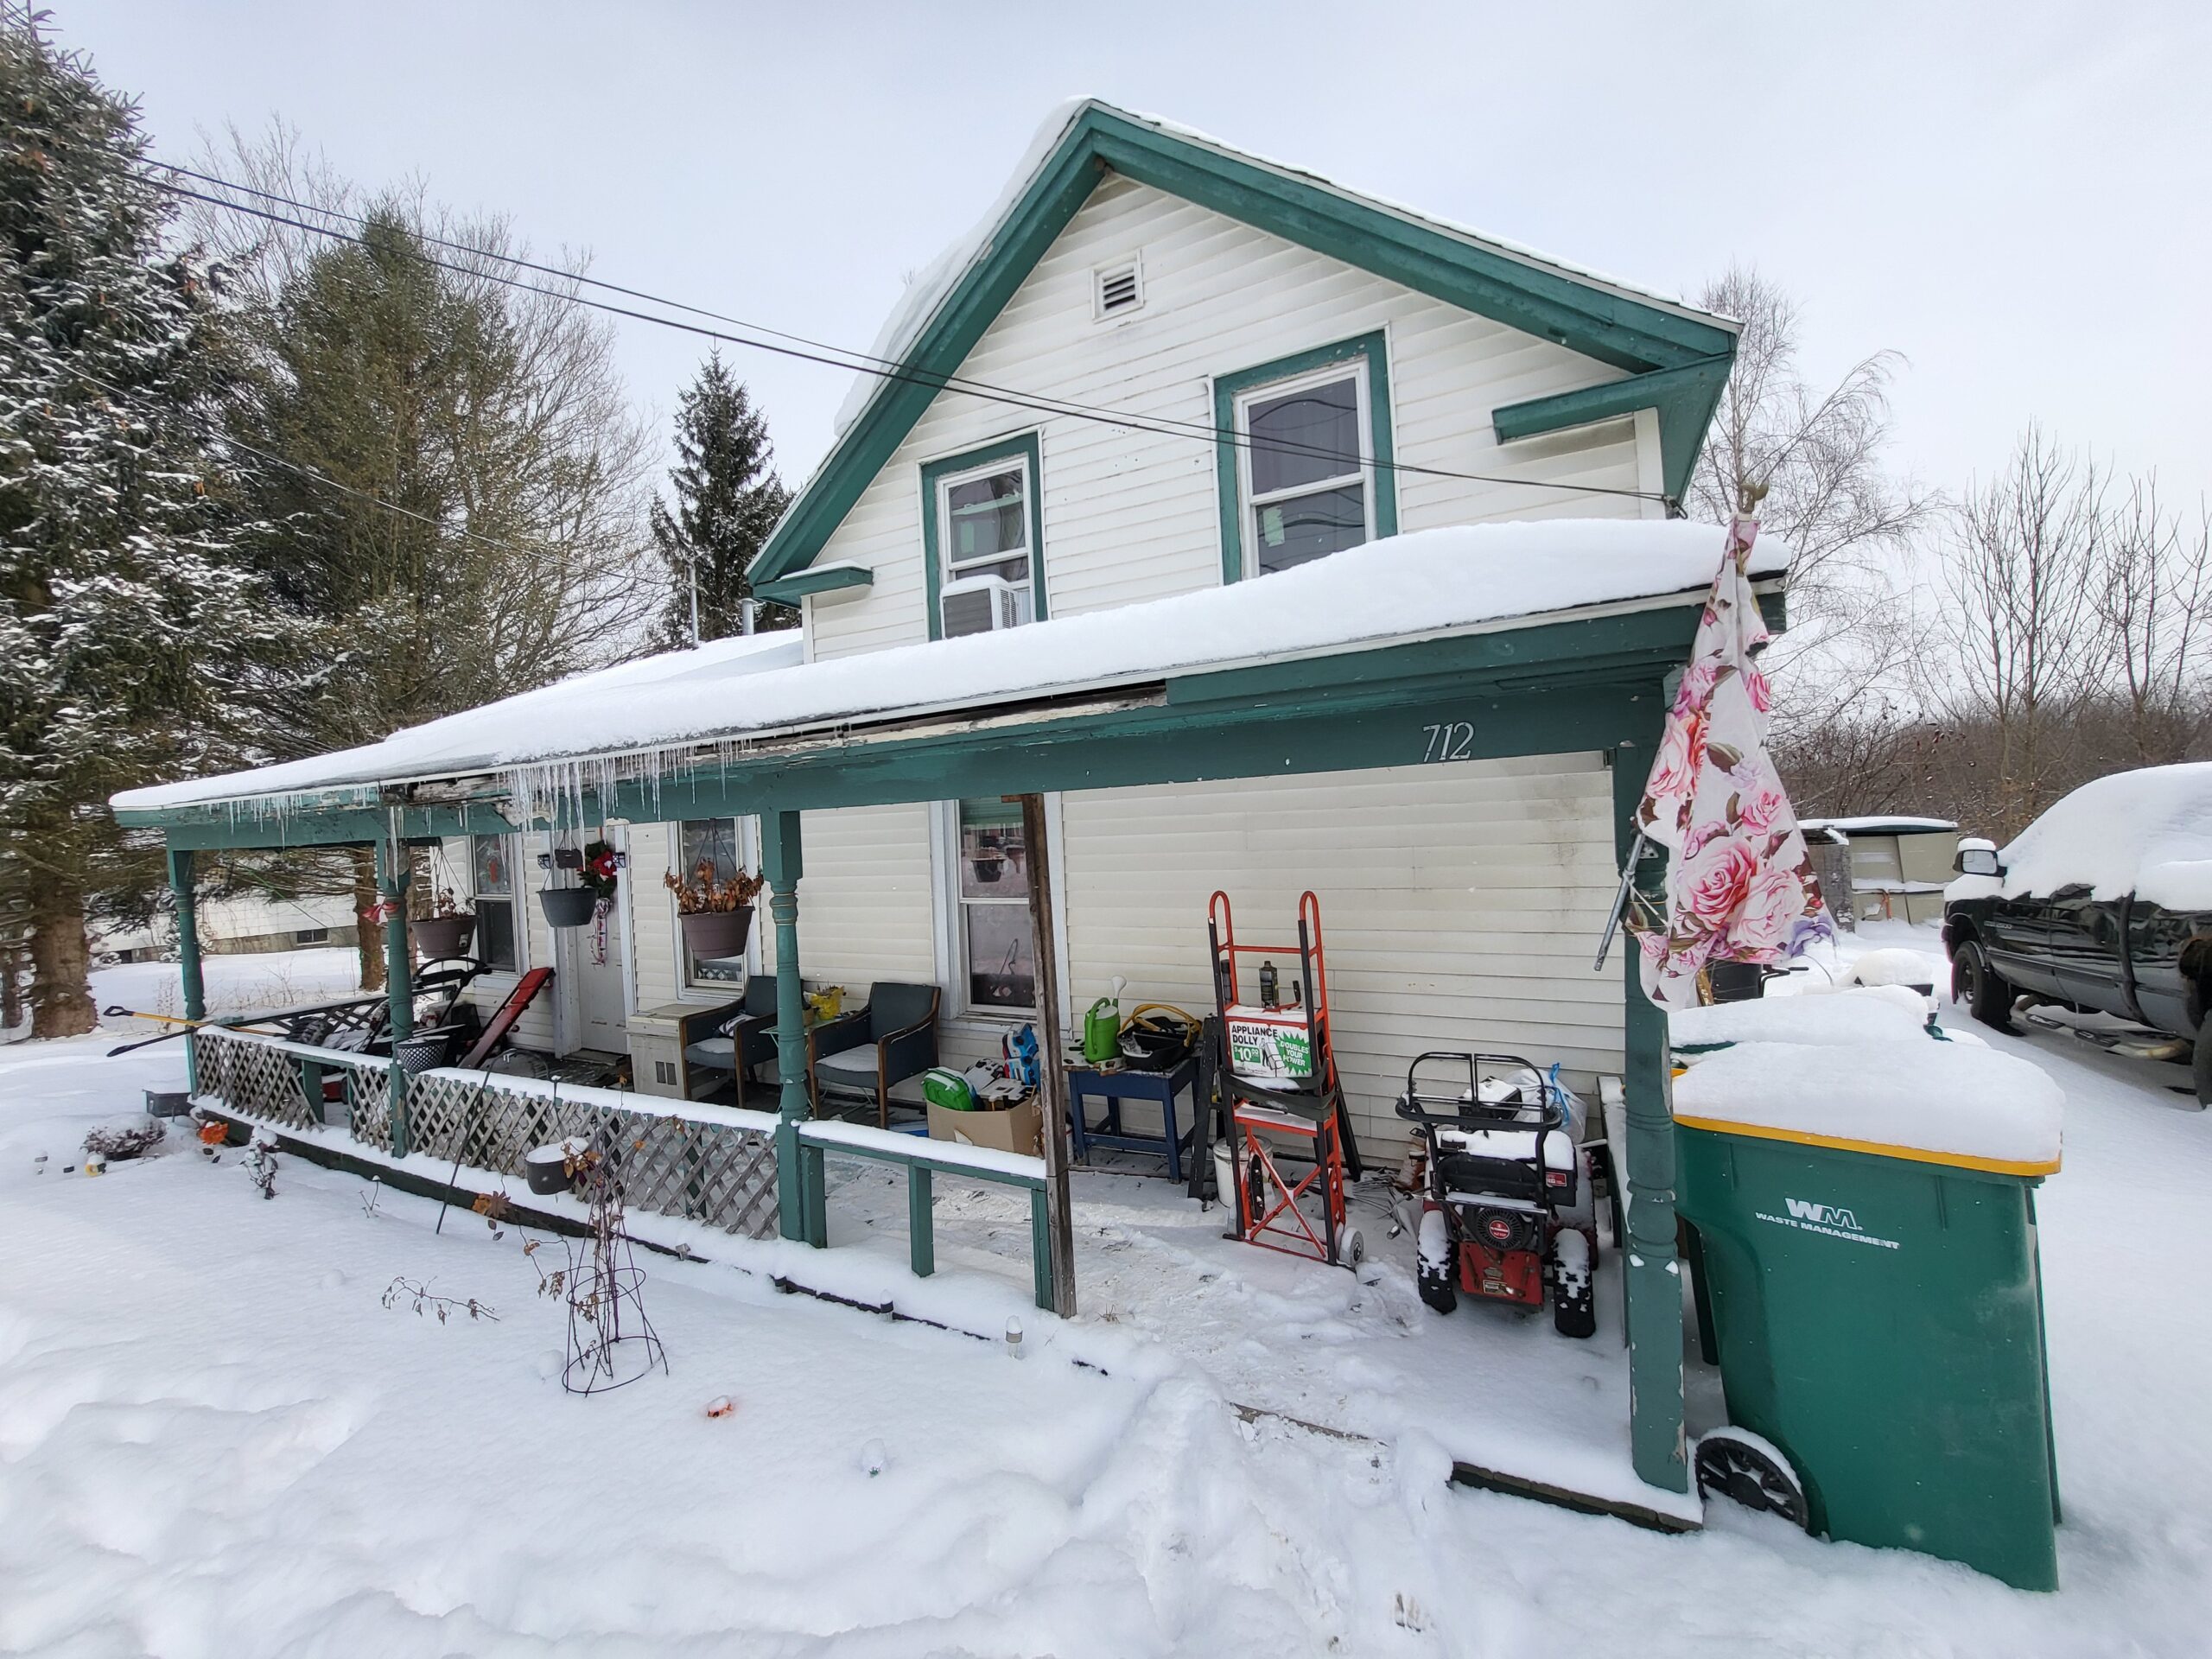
[1674,1026,2064,1171]
[116,518,1786,816]
[1841,946,1939,989]
[1671,988,1930,1051]
[1955,761,2212,912]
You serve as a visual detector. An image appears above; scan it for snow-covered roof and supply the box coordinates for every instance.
[829,97,1738,443]
[115,518,1784,817]
[1949,762,2212,913]
[1799,816,1959,836]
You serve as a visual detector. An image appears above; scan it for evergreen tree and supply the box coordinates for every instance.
[649,351,794,646]
[0,12,259,1036]
[215,181,652,990]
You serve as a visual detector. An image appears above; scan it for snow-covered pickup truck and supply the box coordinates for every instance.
[1942,763,2212,1106]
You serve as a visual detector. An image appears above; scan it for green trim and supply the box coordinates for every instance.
[1211,331,1396,586]
[1491,356,1733,505]
[752,102,1736,586]
[918,431,1047,641]
[754,563,873,605]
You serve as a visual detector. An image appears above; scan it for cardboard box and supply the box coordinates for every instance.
[927,1096,1041,1157]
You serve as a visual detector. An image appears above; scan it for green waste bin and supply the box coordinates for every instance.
[1676,1117,2061,1591]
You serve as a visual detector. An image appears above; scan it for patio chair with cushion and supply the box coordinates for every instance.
[809,982,941,1128]
[682,979,778,1106]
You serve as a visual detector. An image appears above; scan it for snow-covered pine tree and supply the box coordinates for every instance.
[649,351,794,647]
[0,13,260,1036]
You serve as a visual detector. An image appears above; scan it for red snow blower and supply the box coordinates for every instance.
[1395,1052,1597,1338]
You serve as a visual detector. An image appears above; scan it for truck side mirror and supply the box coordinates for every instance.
[1955,842,2002,878]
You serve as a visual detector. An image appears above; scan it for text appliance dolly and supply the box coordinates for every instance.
[1209,890,1365,1268]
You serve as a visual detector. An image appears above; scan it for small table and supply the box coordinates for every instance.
[1066,1056,1199,1181]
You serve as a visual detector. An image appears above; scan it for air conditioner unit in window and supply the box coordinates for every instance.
[940,574,1027,638]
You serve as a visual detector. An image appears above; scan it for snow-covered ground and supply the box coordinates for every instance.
[3,939,2209,1655]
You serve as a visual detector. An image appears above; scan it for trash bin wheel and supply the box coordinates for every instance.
[1953,941,2018,1033]
[1694,1428,1810,1531]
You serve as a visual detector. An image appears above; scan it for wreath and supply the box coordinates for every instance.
[582,839,621,901]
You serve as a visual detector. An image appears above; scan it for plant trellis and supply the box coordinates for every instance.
[1627,518,1832,1007]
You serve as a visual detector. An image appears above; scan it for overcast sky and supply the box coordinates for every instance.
[65,1,2211,510]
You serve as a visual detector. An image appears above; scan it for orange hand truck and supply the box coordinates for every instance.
[1208,891,1365,1268]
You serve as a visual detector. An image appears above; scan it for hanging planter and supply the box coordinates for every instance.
[679,905,754,960]
[413,912,475,960]
[666,859,765,963]
[540,887,598,929]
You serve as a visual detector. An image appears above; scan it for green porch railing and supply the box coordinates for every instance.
[793,1120,1053,1311]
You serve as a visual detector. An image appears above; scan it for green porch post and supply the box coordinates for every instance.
[166,844,204,1094]
[1614,728,1688,1493]
[378,818,414,1156]
[760,809,810,1242]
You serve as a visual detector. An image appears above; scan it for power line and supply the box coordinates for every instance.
[78,366,590,577]
[150,162,1670,507]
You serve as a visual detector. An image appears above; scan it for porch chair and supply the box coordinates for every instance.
[682,978,779,1106]
[809,982,941,1128]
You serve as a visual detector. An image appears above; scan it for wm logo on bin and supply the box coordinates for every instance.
[1784,1198,1860,1230]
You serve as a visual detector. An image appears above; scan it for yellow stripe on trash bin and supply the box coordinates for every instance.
[1671,1114,2062,1178]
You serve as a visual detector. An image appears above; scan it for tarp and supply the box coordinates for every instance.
[1627,518,1831,1007]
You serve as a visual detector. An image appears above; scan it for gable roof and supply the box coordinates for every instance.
[753,99,1738,588]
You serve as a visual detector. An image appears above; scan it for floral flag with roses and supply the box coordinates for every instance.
[1627,517,1832,1007]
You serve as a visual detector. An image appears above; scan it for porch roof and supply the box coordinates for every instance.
[115,518,1782,830]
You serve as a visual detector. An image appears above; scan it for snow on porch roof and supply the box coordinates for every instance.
[113,519,1787,818]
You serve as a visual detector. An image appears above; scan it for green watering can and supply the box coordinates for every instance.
[1084,977,1127,1065]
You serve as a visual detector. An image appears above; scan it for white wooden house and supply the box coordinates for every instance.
[425,100,1742,1152]
[116,99,1768,1502]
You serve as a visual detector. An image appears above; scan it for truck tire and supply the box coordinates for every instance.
[2194,1018,2210,1109]
[1955,941,2017,1033]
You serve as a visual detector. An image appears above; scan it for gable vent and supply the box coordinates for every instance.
[1095,260,1143,319]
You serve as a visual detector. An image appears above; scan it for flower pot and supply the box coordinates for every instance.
[525,1138,587,1197]
[679,906,754,962]
[413,914,475,960]
[539,887,598,929]
[394,1029,454,1075]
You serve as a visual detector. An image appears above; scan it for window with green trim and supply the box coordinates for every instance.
[936,454,1035,633]
[1214,334,1396,584]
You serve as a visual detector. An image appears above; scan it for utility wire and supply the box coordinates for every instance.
[78,365,588,578]
[151,163,1669,506]
[153,156,1511,472]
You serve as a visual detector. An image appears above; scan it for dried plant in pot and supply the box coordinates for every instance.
[666,860,765,961]
[413,885,475,961]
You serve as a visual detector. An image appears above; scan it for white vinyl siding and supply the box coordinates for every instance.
[809,173,1654,661]
[1057,756,1624,1153]
[756,804,937,991]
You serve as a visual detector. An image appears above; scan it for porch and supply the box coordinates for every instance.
[118,519,1789,1512]
[184,1016,1690,1526]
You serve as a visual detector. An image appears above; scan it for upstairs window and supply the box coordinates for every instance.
[922,435,1047,639]
[1238,368,1370,574]
[1214,334,1396,583]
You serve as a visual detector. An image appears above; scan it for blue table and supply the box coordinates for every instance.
[1066,1057,1199,1181]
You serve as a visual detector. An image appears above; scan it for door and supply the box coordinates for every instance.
[573,896,628,1052]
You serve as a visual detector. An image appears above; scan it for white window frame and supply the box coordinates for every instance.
[1232,360,1376,579]
[929,797,1071,1031]
[466,830,524,982]
[671,815,763,998]
[935,453,1037,628]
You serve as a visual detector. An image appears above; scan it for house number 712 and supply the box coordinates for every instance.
[1421,721,1475,762]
